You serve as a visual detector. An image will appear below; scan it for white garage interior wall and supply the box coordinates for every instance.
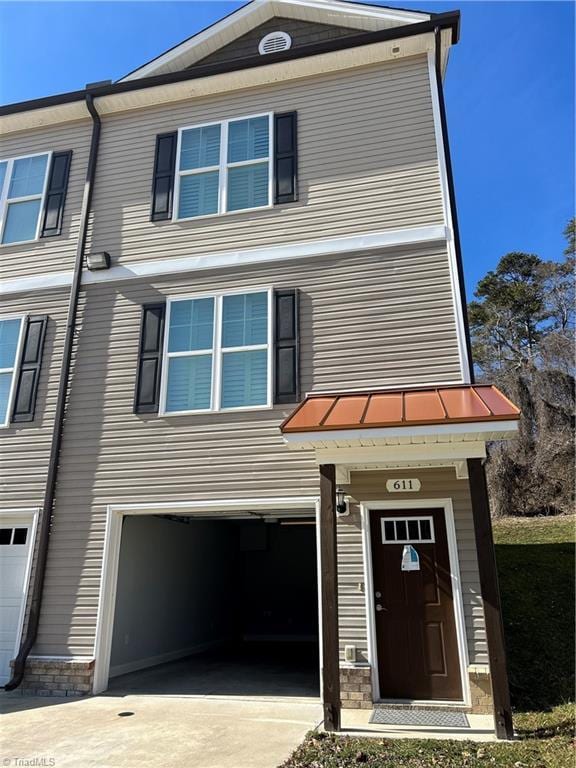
[109,515,318,678]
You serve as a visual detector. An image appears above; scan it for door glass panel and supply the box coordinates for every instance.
[13,528,28,545]
[383,520,395,541]
[0,528,12,545]
[419,519,432,541]
[395,520,407,541]
[381,516,435,544]
[408,520,420,540]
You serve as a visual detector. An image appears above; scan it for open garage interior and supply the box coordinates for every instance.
[106,513,320,699]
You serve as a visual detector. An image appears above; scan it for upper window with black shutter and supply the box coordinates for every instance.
[0,151,71,245]
[152,111,298,222]
[0,315,25,427]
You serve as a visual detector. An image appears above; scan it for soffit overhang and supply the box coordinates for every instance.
[0,20,455,135]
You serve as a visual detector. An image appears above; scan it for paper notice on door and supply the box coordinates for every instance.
[401,544,420,571]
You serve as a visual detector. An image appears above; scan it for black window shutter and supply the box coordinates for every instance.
[274,289,300,404]
[40,151,72,238]
[151,133,177,221]
[11,315,48,423]
[274,112,298,204]
[134,303,166,413]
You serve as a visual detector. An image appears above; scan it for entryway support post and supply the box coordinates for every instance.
[467,458,514,740]
[319,463,341,732]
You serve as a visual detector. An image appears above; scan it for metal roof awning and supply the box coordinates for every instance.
[280,385,520,456]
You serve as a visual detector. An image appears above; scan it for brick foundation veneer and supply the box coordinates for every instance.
[9,658,94,697]
[340,666,372,709]
[469,670,493,714]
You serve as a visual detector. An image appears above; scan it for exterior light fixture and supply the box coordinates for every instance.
[86,251,111,271]
[336,487,348,515]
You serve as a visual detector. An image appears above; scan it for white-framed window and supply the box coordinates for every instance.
[0,315,25,427]
[0,153,51,245]
[381,516,435,544]
[174,114,273,221]
[160,288,273,415]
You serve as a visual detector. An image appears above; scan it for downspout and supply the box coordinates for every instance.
[433,26,475,384]
[4,93,101,691]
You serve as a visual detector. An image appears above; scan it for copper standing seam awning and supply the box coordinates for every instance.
[280,385,520,434]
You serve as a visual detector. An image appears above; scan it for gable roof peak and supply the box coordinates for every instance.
[120,0,433,82]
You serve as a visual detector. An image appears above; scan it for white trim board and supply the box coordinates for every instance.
[427,51,471,385]
[360,499,471,707]
[0,225,448,297]
[92,496,321,695]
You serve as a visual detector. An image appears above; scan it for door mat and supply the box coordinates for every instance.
[369,708,469,728]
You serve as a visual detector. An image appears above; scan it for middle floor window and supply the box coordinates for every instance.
[175,114,272,220]
[161,289,272,414]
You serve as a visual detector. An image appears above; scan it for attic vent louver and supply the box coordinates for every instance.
[258,31,292,55]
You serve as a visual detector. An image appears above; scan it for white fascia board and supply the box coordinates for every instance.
[283,420,520,445]
[0,224,447,296]
[278,0,429,23]
[312,441,488,465]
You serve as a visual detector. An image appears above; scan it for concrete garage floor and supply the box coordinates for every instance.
[0,692,323,768]
[107,642,321,699]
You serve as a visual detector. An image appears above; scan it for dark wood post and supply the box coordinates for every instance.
[319,463,341,732]
[467,458,514,739]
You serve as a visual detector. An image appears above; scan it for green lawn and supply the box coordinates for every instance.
[281,515,575,768]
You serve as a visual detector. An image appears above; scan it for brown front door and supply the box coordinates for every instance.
[370,508,462,701]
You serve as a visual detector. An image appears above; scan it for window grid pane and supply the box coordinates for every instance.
[227,163,269,212]
[178,172,219,219]
[168,298,214,353]
[0,372,13,424]
[227,117,269,163]
[166,355,212,412]
[0,163,7,195]
[8,155,48,198]
[180,125,221,171]
[2,199,42,244]
[222,292,268,348]
[221,349,268,409]
[0,318,22,368]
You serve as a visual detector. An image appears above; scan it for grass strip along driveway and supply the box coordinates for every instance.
[280,515,575,768]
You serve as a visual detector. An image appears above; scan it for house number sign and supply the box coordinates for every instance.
[386,478,421,493]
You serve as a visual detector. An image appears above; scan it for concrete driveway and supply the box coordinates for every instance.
[0,692,323,768]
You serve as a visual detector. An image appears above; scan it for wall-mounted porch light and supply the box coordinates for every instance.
[336,487,348,516]
[86,251,111,270]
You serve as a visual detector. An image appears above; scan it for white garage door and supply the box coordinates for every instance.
[0,521,33,686]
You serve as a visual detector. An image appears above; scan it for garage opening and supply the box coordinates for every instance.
[106,513,320,698]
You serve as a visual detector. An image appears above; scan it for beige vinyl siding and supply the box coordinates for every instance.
[0,289,68,511]
[0,120,92,281]
[345,467,487,666]
[35,241,461,656]
[336,507,368,663]
[85,55,443,266]
[0,289,69,643]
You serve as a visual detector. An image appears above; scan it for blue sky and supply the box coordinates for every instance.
[0,1,573,296]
